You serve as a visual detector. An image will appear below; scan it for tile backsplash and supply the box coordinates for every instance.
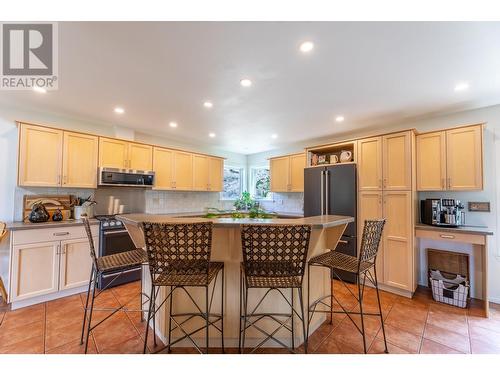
[13,187,304,221]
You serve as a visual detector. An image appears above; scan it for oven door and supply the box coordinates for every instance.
[99,228,141,288]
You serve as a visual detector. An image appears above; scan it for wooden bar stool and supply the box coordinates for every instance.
[307,219,387,354]
[239,224,311,354]
[80,215,150,353]
[141,221,224,354]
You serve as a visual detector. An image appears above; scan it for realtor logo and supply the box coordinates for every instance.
[1,22,58,90]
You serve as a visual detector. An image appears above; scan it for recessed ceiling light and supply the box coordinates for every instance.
[114,107,125,114]
[33,86,47,94]
[169,121,178,128]
[240,78,252,87]
[209,132,216,138]
[454,82,469,92]
[271,134,278,139]
[335,116,345,122]
[299,41,314,53]
[203,101,213,108]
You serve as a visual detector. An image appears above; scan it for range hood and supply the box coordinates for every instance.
[98,167,155,187]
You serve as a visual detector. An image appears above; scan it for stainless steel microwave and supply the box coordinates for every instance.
[98,167,155,187]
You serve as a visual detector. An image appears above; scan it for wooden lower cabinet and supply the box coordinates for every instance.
[10,226,98,303]
[382,191,414,292]
[358,191,384,282]
[10,241,60,301]
[59,237,96,291]
[358,190,415,293]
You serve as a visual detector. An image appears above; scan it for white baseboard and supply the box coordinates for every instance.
[10,285,88,310]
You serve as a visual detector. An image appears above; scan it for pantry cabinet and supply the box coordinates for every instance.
[99,137,153,170]
[62,131,98,188]
[9,224,98,303]
[382,191,414,291]
[18,124,63,186]
[270,153,305,192]
[357,137,383,191]
[416,125,483,191]
[18,124,98,188]
[358,131,412,191]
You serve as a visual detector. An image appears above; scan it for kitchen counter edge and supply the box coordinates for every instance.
[6,218,100,231]
[415,223,493,236]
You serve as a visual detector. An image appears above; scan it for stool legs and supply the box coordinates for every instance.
[298,287,307,353]
[143,283,155,354]
[84,270,97,354]
[357,275,367,354]
[374,267,388,353]
[80,266,94,345]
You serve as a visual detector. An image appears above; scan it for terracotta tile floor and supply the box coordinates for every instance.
[1,280,500,354]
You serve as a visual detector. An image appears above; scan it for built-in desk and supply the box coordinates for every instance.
[415,223,493,317]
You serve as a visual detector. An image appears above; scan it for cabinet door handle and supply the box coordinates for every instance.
[378,179,382,189]
[383,178,387,189]
[338,239,348,244]
[57,175,61,185]
[53,232,70,236]
[441,178,445,190]
[448,177,452,189]
[440,234,455,239]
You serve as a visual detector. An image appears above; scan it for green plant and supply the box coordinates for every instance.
[233,191,258,210]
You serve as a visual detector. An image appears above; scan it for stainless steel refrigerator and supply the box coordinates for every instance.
[304,163,357,283]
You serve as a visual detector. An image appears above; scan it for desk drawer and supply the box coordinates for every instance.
[415,229,485,245]
[13,225,99,245]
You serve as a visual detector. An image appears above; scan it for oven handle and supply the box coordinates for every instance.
[103,229,129,235]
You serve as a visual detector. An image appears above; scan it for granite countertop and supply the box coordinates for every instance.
[6,218,99,231]
[117,213,352,230]
[415,223,493,236]
[159,211,304,218]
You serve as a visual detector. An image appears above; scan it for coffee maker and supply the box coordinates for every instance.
[420,198,465,227]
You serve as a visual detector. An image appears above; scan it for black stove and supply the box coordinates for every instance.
[95,215,141,288]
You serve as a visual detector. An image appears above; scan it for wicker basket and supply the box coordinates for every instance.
[430,270,469,308]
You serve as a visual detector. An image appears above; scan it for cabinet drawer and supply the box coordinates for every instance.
[415,229,485,245]
[12,225,99,245]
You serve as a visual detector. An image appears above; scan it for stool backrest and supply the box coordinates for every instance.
[358,219,386,266]
[142,221,213,276]
[240,224,311,279]
[81,214,100,272]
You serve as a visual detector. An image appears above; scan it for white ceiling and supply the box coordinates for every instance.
[1,22,500,154]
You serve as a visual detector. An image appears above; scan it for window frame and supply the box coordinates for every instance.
[249,165,273,201]
[220,165,245,201]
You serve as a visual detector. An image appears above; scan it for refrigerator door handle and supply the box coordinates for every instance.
[325,169,329,215]
[320,170,324,215]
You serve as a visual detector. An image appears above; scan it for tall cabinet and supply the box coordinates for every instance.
[357,130,416,294]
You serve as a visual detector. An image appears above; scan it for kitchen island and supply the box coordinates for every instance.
[117,213,354,349]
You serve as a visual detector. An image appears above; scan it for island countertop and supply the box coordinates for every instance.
[116,213,353,230]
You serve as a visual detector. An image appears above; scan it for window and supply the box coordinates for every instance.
[250,166,271,200]
[222,166,244,200]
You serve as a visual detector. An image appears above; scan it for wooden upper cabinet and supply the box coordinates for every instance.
[289,153,305,192]
[382,131,412,191]
[357,137,382,191]
[128,143,153,171]
[209,157,224,192]
[416,131,446,191]
[270,156,290,192]
[62,132,98,188]
[99,137,128,168]
[446,125,483,191]
[152,147,174,190]
[173,151,193,190]
[18,124,63,187]
[193,154,210,191]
